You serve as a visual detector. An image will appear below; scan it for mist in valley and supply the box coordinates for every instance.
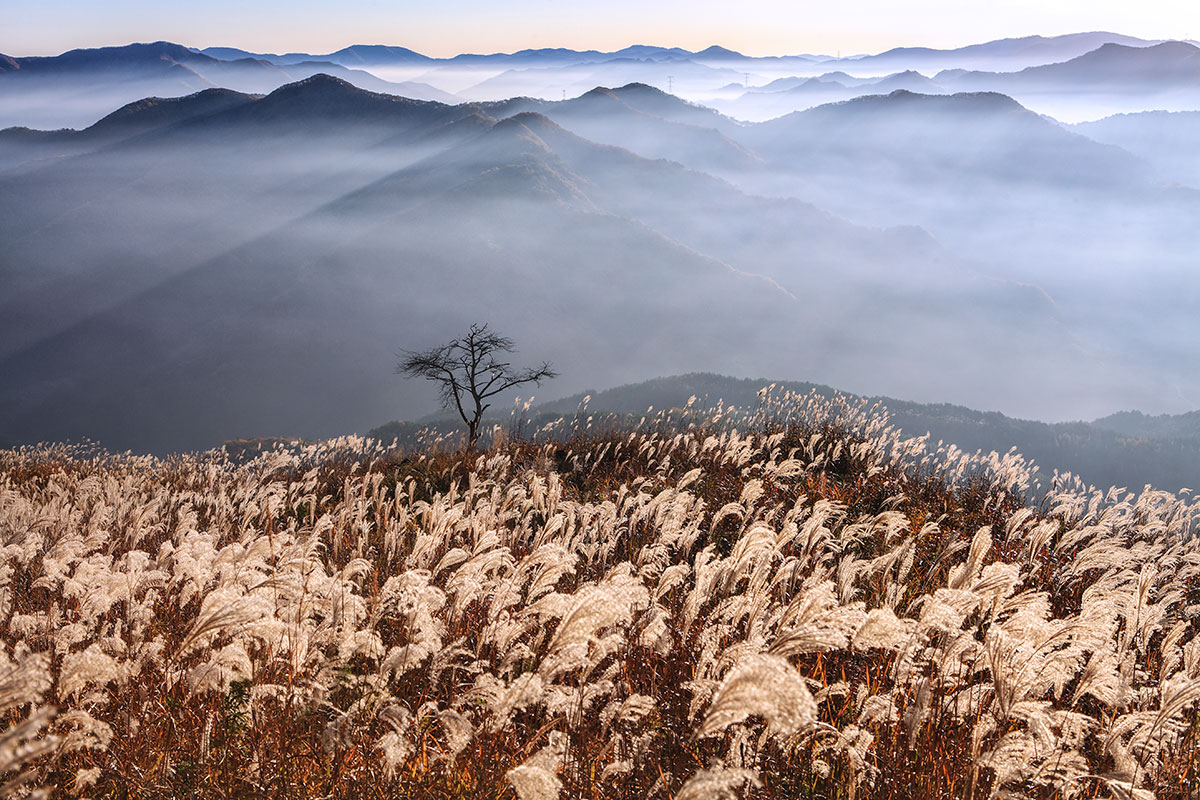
[2,33,1200,457]
[14,17,1200,800]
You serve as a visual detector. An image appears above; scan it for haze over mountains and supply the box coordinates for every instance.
[0,41,458,129]
[2,31,1199,473]
[3,32,1195,128]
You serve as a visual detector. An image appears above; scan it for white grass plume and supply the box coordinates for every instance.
[699,653,817,740]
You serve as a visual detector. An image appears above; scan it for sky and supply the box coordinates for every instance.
[3,0,1200,58]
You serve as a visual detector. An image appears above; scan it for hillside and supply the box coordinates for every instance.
[939,41,1200,92]
[3,390,1198,798]
[834,31,1159,73]
[1075,110,1200,187]
[921,41,1200,120]
[0,76,1089,454]
[4,76,1200,454]
[532,373,1200,493]
[0,41,457,129]
[5,29,1200,797]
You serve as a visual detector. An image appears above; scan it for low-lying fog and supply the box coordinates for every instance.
[2,36,1199,453]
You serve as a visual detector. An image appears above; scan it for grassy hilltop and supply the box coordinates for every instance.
[2,389,1199,798]
[372,373,1200,494]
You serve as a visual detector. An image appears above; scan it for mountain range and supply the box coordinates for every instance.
[2,32,1186,128]
[3,32,1200,457]
[711,40,1200,121]
[0,74,1110,453]
[835,32,1167,73]
[0,41,458,129]
[192,31,1168,73]
[1075,110,1200,186]
[937,41,1200,93]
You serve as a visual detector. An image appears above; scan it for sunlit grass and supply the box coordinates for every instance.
[2,388,1199,798]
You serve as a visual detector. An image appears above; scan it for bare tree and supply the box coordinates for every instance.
[397,324,557,449]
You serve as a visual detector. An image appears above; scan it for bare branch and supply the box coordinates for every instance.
[395,324,556,449]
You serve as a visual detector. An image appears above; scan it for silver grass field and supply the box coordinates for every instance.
[2,389,1199,798]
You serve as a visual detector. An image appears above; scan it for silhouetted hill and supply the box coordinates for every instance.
[948,31,1154,60]
[0,76,471,171]
[1075,110,1200,186]
[87,87,256,136]
[194,33,1162,73]
[462,58,738,102]
[319,44,434,66]
[476,84,756,170]
[842,32,1159,72]
[816,71,868,85]
[537,374,1200,492]
[693,46,746,60]
[869,71,945,93]
[789,77,850,92]
[0,42,457,130]
[708,33,1178,121]
[5,41,223,74]
[0,86,258,169]
[199,43,738,70]
[0,41,439,92]
[1057,40,1200,83]
[720,71,956,121]
[0,123,795,452]
[739,90,1143,190]
[608,45,693,61]
[0,76,1086,453]
[218,73,454,125]
[5,69,1199,452]
[202,45,434,66]
[939,41,1200,92]
[610,83,741,129]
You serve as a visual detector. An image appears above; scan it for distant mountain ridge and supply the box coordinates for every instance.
[937,41,1200,92]
[175,31,1167,70]
[1074,110,1200,186]
[0,74,1097,454]
[0,40,459,129]
[3,32,1189,130]
[201,44,434,67]
[3,55,1200,454]
[197,43,733,67]
[840,31,1162,71]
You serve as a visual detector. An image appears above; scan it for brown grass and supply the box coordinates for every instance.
[2,390,1198,799]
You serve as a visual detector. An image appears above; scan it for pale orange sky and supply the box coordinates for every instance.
[2,0,1198,57]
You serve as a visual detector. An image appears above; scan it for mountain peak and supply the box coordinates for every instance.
[610,45,690,60]
[495,111,569,138]
[611,82,696,107]
[246,73,443,123]
[613,82,670,97]
[694,45,745,59]
[259,72,368,105]
[88,87,255,136]
[63,41,203,63]
[284,72,357,91]
[579,86,620,100]
[1080,39,1200,63]
[327,44,432,65]
[810,89,1025,118]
